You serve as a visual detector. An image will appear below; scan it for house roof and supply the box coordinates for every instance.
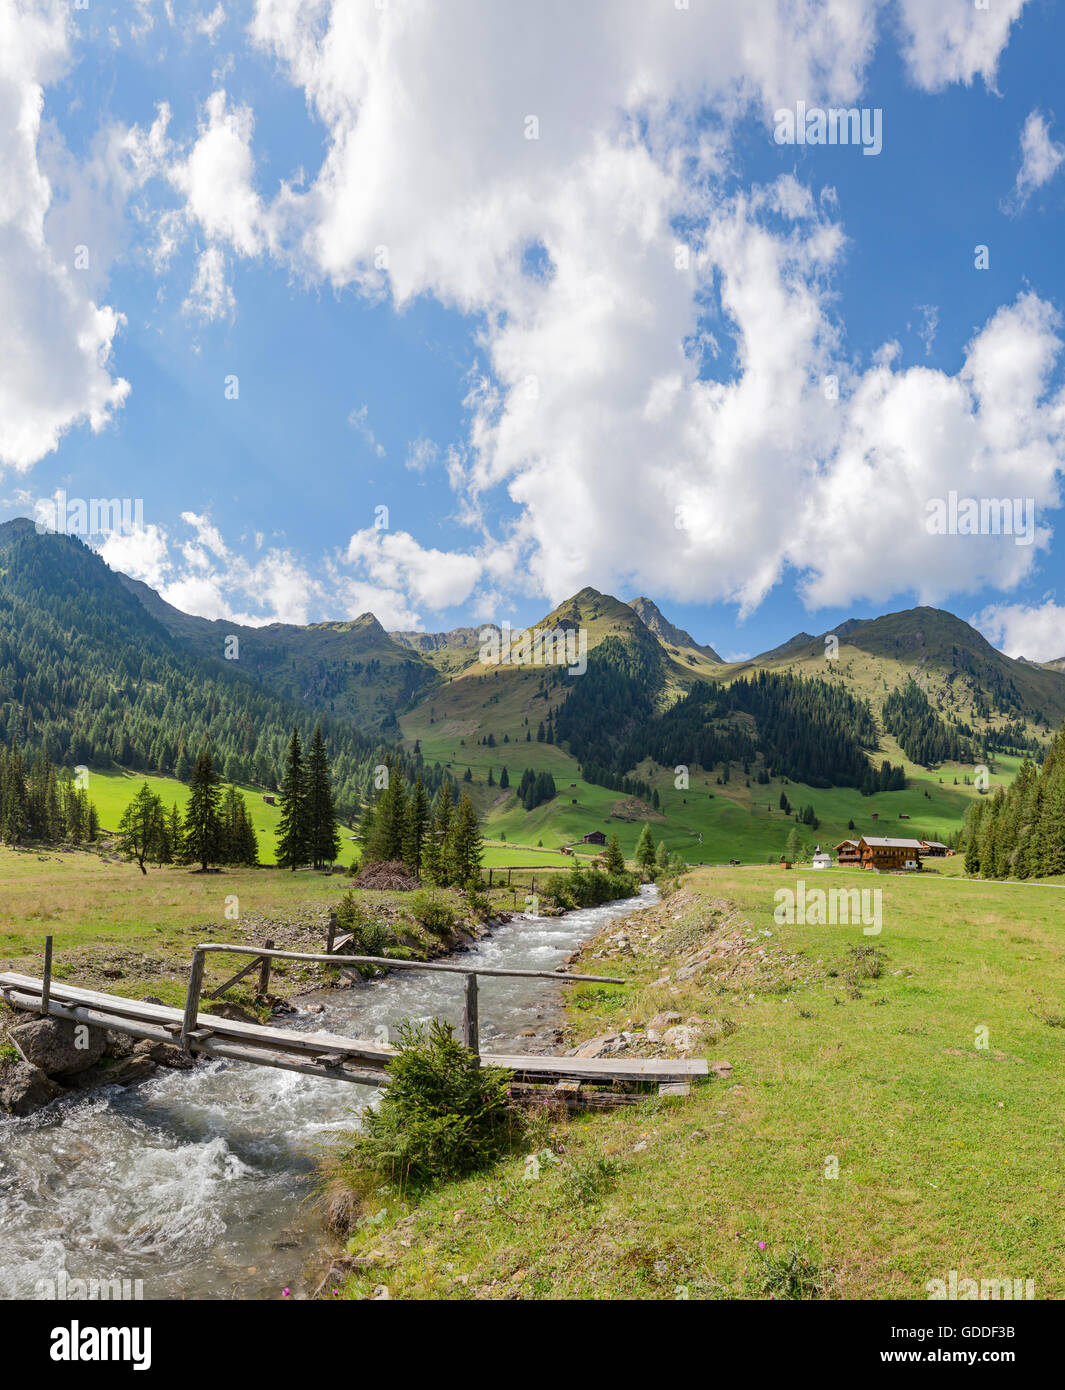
[860,836,925,850]
[834,839,859,849]
[921,840,948,849]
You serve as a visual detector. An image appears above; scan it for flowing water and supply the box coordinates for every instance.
[0,888,655,1300]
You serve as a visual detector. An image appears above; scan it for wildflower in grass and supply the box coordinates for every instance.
[282,1288,290,1298]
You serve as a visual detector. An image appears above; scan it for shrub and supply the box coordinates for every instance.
[544,864,639,910]
[335,890,388,958]
[334,1020,518,1191]
[409,889,458,935]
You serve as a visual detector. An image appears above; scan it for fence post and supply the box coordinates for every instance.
[180,949,206,1052]
[41,936,53,1017]
[326,918,336,954]
[257,941,274,997]
[462,972,479,1065]
[507,868,512,886]
[488,868,493,887]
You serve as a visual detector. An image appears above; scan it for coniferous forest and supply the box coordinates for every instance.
[962,726,1065,879]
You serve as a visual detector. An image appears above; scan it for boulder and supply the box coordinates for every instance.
[662,1024,700,1053]
[0,1060,64,1116]
[10,1017,107,1076]
[572,1033,624,1058]
[134,1039,195,1070]
[647,1011,683,1029]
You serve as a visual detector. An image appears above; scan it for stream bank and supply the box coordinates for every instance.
[0,888,656,1300]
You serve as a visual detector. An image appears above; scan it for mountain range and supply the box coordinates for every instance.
[3,515,1064,859]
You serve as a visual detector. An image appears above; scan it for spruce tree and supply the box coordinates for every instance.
[635,823,656,871]
[366,762,408,862]
[605,832,625,873]
[276,726,310,870]
[182,751,223,870]
[403,776,430,879]
[446,791,483,887]
[306,723,340,869]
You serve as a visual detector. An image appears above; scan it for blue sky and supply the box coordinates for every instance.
[3,0,1065,662]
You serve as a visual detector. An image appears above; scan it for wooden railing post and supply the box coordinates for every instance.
[180,948,206,1052]
[462,972,479,1066]
[326,919,336,954]
[257,941,274,996]
[40,936,53,1017]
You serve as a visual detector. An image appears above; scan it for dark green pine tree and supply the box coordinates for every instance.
[424,778,454,884]
[276,726,310,870]
[605,832,625,874]
[0,738,28,845]
[635,823,656,871]
[364,761,408,863]
[499,765,510,790]
[446,790,483,887]
[181,751,223,870]
[403,776,430,879]
[306,723,340,870]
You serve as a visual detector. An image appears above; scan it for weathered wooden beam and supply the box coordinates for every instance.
[180,949,206,1052]
[257,941,273,997]
[462,972,479,1064]
[207,954,264,1001]
[191,943,626,985]
[40,936,52,1018]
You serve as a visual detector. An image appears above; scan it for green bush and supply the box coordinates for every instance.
[544,864,639,910]
[336,1020,518,1191]
[408,889,458,935]
[335,890,388,958]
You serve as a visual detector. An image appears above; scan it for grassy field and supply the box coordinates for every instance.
[334,862,1065,1300]
[82,768,359,867]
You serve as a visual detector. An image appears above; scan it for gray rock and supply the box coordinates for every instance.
[0,1061,64,1116]
[647,1011,683,1029]
[134,1039,195,1070]
[10,1017,107,1076]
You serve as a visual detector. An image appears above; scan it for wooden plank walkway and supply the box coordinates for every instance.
[0,971,709,1090]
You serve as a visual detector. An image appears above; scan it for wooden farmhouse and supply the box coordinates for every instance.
[581,830,607,846]
[919,840,948,857]
[858,836,924,871]
[834,839,861,866]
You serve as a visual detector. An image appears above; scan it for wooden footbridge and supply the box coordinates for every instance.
[0,939,708,1102]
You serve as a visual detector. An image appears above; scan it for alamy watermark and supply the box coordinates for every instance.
[774,102,882,156]
[926,1270,1034,1301]
[774,880,882,935]
[925,491,1035,546]
[35,490,144,538]
[36,1270,144,1301]
[479,622,587,676]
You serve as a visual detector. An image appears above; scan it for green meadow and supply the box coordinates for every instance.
[336,861,1065,1300]
[83,767,359,867]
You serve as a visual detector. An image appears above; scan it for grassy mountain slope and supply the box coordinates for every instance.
[0,521,386,819]
[68,535,1065,862]
[119,573,439,734]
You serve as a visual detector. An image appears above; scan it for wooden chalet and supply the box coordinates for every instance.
[834,839,861,866]
[581,830,607,846]
[858,836,924,871]
[919,840,948,857]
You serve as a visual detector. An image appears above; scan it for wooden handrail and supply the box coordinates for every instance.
[191,942,626,984]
